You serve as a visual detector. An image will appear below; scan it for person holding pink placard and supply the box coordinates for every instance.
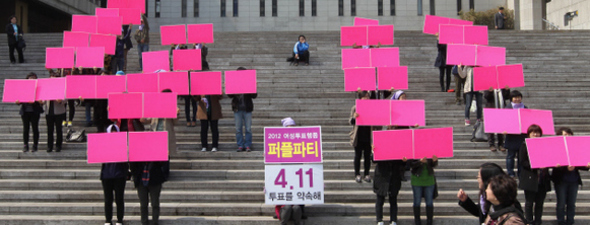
[406,155,438,225]
[373,154,406,225]
[434,35,452,92]
[349,91,376,183]
[519,124,551,225]
[147,89,179,155]
[504,90,527,177]
[458,64,483,126]
[100,125,130,225]
[112,32,126,74]
[134,14,149,71]
[484,87,511,152]
[191,43,209,70]
[130,159,169,225]
[18,73,43,152]
[42,73,67,152]
[229,67,258,152]
[195,93,222,152]
[122,24,133,71]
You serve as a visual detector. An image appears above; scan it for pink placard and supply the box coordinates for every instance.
[2,80,37,103]
[355,99,390,126]
[341,49,371,69]
[72,15,97,33]
[446,44,476,66]
[127,73,159,93]
[438,24,464,44]
[107,0,127,8]
[119,8,141,24]
[519,109,555,135]
[128,132,169,162]
[483,108,521,134]
[373,130,413,161]
[414,127,454,159]
[354,17,379,26]
[75,47,105,68]
[370,48,400,67]
[108,92,143,119]
[464,25,488,45]
[423,15,450,35]
[96,8,119,17]
[190,71,222,95]
[142,51,170,73]
[476,46,506,67]
[526,137,569,169]
[390,100,425,126]
[377,66,408,90]
[87,132,128,163]
[367,25,394,46]
[96,75,126,99]
[63,31,90,49]
[565,136,590,167]
[66,76,97,99]
[96,16,123,35]
[340,26,367,46]
[344,68,376,92]
[46,47,75,69]
[158,71,189,95]
[497,64,525,89]
[187,24,214,44]
[473,66,499,91]
[143,93,178,118]
[90,33,117,55]
[160,25,187,45]
[128,0,147,13]
[173,49,202,71]
[36,78,66,101]
[449,18,474,26]
[225,70,257,94]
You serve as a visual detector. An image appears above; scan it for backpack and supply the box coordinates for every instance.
[471,120,488,142]
[65,128,86,142]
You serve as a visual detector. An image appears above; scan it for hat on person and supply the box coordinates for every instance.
[281,117,296,127]
[392,90,405,100]
[115,71,125,75]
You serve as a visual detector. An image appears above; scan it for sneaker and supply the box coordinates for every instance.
[377,222,384,225]
[115,222,123,225]
[201,148,207,152]
[490,146,497,152]
[104,223,111,225]
[355,175,362,183]
[364,175,372,183]
[211,147,218,152]
[62,121,67,126]
[32,145,38,152]
[464,119,470,126]
[246,147,251,152]
[390,222,397,225]
[23,145,29,152]
[236,147,244,152]
[67,121,72,127]
[499,146,507,152]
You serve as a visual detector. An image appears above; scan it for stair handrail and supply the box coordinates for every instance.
[542,18,560,30]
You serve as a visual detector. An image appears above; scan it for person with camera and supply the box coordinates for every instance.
[6,15,24,63]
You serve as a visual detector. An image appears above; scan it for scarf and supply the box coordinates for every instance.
[511,102,524,109]
[141,162,152,186]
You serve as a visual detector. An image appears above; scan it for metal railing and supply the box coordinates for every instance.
[542,18,560,30]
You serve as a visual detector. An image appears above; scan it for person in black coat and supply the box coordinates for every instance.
[373,159,406,225]
[434,38,452,92]
[101,162,129,225]
[484,87,510,152]
[504,90,527,177]
[495,7,507,30]
[131,161,169,225]
[17,73,43,152]
[122,24,133,71]
[5,15,24,63]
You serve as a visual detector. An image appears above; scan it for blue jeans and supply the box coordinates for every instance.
[137,43,149,71]
[464,92,483,120]
[85,102,92,125]
[555,181,579,225]
[506,146,519,177]
[412,185,435,207]
[234,111,252,148]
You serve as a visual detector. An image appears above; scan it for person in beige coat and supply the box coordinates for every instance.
[349,91,377,183]
[195,94,222,152]
[457,64,482,126]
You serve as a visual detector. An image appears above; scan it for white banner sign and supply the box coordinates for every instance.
[264,164,324,205]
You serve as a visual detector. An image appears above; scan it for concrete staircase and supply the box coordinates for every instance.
[0,30,590,224]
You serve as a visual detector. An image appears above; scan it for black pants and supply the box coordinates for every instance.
[294,50,310,64]
[280,205,302,225]
[111,56,124,74]
[488,133,504,147]
[137,184,162,225]
[67,100,76,122]
[102,178,126,223]
[8,42,24,63]
[21,112,40,146]
[94,100,109,133]
[184,96,197,122]
[200,119,219,148]
[525,189,547,225]
[376,190,400,223]
[439,66,452,91]
[354,141,372,176]
[46,114,65,149]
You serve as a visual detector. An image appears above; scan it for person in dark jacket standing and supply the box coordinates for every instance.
[43,73,67,153]
[6,15,24,63]
[407,155,438,225]
[519,124,550,225]
[495,7,507,29]
[504,90,527,177]
[195,94,223,152]
[18,73,42,152]
[434,35,451,92]
[101,124,129,225]
[349,91,375,183]
[122,24,133,72]
[134,14,149,71]
[373,158,406,225]
[484,87,510,152]
[112,33,126,74]
[229,67,258,152]
[131,161,169,225]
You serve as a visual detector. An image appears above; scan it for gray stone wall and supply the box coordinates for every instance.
[546,0,590,30]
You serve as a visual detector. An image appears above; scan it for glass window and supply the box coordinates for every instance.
[299,0,304,17]
[182,0,187,17]
[338,0,343,16]
[233,0,238,17]
[312,0,317,16]
[378,0,383,16]
[351,0,356,16]
[456,0,461,15]
[469,0,474,10]
[429,0,435,15]
[417,0,423,16]
[221,0,226,17]
[260,0,265,17]
[155,0,161,18]
[272,0,277,17]
[194,0,199,17]
[390,0,395,16]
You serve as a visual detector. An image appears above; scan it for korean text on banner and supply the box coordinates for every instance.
[340,26,367,46]
[483,108,521,134]
[96,75,126,99]
[71,15,97,33]
[158,71,189,95]
[265,164,324,205]
[96,16,123,35]
[476,46,506,67]
[225,70,257,94]
[367,25,394,46]
[390,100,426,127]
[160,25,187,45]
[519,109,555,135]
[87,132,128,163]
[143,93,178,118]
[344,68,376,92]
[370,48,400,68]
[438,24,464,44]
[190,71,222,95]
[473,66,499,91]
[525,136,569,169]
[46,47,75,69]
[264,126,322,164]
[142,51,170,73]
[355,99,390,126]
[354,17,379,26]
[127,73,159,93]
[63,31,90,49]
[128,132,169,162]
[423,15,450,35]
[90,33,117,55]
[565,136,590,167]
[373,129,413,161]
[2,80,37,103]
[377,66,408,90]
[75,47,105,68]
[187,24,214,43]
[66,76,97,99]
[341,48,371,69]
[36,78,66,101]
[107,93,143,119]
[173,49,202,71]
[414,127,454,159]
[446,44,476,66]
[497,64,525,89]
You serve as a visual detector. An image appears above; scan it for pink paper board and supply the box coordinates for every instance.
[354,17,379,26]
[340,26,367,46]
[464,25,488,45]
[377,66,408,90]
[142,51,170,73]
[473,66,499,91]
[355,99,390,126]
[107,0,127,8]
[87,132,128,163]
[96,75,126,99]
[45,47,75,69]
[96,16,123,35]
[341,49,371,69]
[71,15,97,33]
[519,109,555,135]
[90,33,117,55]
[367,25,394,46]
[190,71,222,95]
[173,49,202,71]
[344,68,376,92]
[438,24,464,44]
[565,136,590,167]
[75,47,105,68]
[414,127,454,159]
[143,93,178,118]
[160,25,187,45]
[446,44,476,66]
[476,46,506,67]
[449,18,474,26]
[66,76,97,99]
[525,137,569,169]
[128,0,146,13]
[225,70,257,94]
[370,48,400,67]
[63,31,90,48]
[187,24,214,43]
[127,73,159,93]
[119,8,141,24]
[35,78,66,101]
[423,15,450,35]
[497,64,525,89]
[96,8,119,17]
[483,108,521,134]
[373,130,413,161]
[2,80,37,103]
[158,71,189,95]
[128,132,169,162]
[108,92,143,119]
[390,100,426,127]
